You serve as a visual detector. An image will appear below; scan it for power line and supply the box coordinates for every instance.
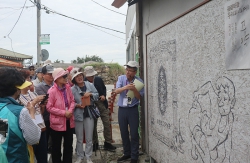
[0,10,20,22]
[87,24,125,40]
[28,0,126,39]
[90,0,126,16]
[0,6,35,22]
[41,4,125,34]
[0,6,34,10]
[7,0,28,58]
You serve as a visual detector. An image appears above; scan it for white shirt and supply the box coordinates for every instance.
[19,107,41,145]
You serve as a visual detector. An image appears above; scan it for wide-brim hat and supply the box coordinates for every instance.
[84,66,97,77]
[70,68,83,81]
[52,68,68,81]
[16,81,32,89]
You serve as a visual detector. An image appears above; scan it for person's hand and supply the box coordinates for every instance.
[125,83,136,91]
[32,95,46,105]
[65,111,72,118]
[76,104,85,109]
[84,92,92,97]
[99,95,105,101]
[27,102,36,119]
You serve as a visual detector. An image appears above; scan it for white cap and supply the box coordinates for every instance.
[124,61,139,68]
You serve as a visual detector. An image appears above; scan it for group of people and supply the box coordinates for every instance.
[0,60,144,163]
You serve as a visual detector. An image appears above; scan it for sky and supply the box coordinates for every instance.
[0,0,127,66]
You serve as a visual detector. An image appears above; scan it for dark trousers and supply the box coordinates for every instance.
[33,131,47,163]
[44,120,51,149]
[118,106,139,160]
[51,120,73,163]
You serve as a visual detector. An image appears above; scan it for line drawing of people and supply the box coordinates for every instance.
[188,76,235,163]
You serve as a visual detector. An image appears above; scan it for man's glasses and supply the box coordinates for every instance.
[126,68,135,73]
[62,74,68,79]
[29,69,35,71]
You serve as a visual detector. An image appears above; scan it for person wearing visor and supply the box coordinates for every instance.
[0,67,41,163]
[46,68,75,163]
[115,61,144,163]
[19,80,47,163]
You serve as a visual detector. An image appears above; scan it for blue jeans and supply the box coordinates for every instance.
[118,105,139,160]
[33,131,48,163]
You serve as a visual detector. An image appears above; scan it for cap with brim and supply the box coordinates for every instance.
[42,65,54,74]
[70,68,83,81]
[84,66,97,77]
[124,61,139,68]
[16,81,32,89]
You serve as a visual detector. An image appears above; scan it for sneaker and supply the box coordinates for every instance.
[104,142,116,152]
[74,157,83,163]
[130,159,138,163]
[117,155,131,162]
[87,159,93,163]
[93,142,99,152]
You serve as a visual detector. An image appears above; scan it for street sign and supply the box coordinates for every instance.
[40,34,50,45]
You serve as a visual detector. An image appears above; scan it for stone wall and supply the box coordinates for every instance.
[146,0,250,162]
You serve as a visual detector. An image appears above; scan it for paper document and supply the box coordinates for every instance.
[127,78,144,101]
[35,114,44,125]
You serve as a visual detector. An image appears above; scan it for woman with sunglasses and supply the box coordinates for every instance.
[46,68,75,163]
[70,68,99,163]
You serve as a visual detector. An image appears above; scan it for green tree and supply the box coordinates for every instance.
[72,55,104,63]
[85,55,104,62]
[54,59,61,63]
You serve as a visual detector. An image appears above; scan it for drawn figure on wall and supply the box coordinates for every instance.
[158,66,167,115]
[188,76,235,163]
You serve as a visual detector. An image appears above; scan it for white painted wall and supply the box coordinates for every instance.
[143,0,250,162]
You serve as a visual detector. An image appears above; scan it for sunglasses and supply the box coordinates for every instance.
[30,69,35,71]
[62,74,68,79]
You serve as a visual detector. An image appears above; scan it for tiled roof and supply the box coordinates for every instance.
[0,48,32,60]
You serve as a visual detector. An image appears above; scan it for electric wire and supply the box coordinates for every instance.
[29,0,126,40]
[0,10,21,22]
[42,5,125,34]
[90,0,126,16]
[0,6,34,10]
[6,0,28,58]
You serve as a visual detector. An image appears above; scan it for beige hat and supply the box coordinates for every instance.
[70,68,83,81]
[84,66,97,77]
[52,68,68,81]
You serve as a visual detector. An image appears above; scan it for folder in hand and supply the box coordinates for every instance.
[127,78,144,100]
[81,96,91,108]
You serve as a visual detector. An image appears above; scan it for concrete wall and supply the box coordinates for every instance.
[143,0,250,162]
[142,0,207,156]
[125,4,137,63]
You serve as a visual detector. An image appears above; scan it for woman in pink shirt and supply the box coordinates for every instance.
[46,68,75,163]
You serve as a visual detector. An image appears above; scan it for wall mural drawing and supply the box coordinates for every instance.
[158,66,167,115]
[188,76,235,163]
[148,39,184,155]
[146,0,250,162]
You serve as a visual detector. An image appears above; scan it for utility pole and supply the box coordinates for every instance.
[37,0,41,66]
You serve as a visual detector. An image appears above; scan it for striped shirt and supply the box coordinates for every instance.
[19,91,46,129]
